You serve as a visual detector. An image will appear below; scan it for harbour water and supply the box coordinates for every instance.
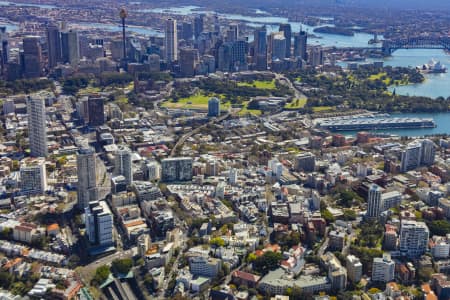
[147,6,378,48]
[75,22,163,37]
[381,49,450,99]
[2,3,449,135]
[0,1,56,9]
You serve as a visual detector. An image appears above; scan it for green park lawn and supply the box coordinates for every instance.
[313,106,335,112]
[162,93,231,110]
[237,80,276,89]
[284,98,307,109]
[238,106,262,116]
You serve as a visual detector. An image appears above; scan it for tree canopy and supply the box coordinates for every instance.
[252,251,283,274]
[111,258,133,275]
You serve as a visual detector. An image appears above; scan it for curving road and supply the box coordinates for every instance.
[169,112,231,157]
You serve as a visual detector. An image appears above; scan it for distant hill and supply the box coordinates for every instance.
[336,0,450,9]
[163,0,450,10]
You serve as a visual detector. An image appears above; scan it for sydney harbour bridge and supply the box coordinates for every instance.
[381,36,450,55]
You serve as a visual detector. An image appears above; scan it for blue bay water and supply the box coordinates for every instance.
[3,3,449,135]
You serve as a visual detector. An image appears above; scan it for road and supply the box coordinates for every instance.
[81,247,135,278]
[169,112,231,157]
[275,73,307,101]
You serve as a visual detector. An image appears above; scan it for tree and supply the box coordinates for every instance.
[253,251,283,274]
[0,272,12,289]
[111,258,133,275]
[280,231,301,249]
[342,209,357,221]
[428,220,450,236]
[210,237,225,248]
[321,209,335,224]
[0,228,12,240]
[246,253,257,263]
[92,265,110,286]
[10,282,27,296]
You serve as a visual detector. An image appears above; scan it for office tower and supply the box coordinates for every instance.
[46,24,62,68]
[400,141,422,172]
[88,96,105,126]
[27,96,48,157]
[148,54,161,72]
[179,48,199,77]
[254,26,267,56]
[161,157,193,182]
[372,254,395,283]
[202,55,216,73]
[61,30,80,65]
[310,46,324,66]
[182,22,193,40]
[208,97,220,117]
[85,200,114,246]
[194,14,205,39]
[279,23,292,58]
[229,168,238,185]
[110,38,124,61]
[367,184,383,219]
[22,36,42,78]
[270,32,286,60]
[0,27,8,75]
[295,152,316,172]
[20,158,47,195]
[218,42,232,72]
[254,25,268,70]
[127,38,143,63]
[226,23,239,42]
[115,145,132,185]
[213,15,221,33]
[294,30,308,61]
[77,148,98,209]
[421,139,436,166]
[346,255,363,283]
[399,220,429,258]
[231,40,247,71]
[165,18,178,63]
[145,161,160,181]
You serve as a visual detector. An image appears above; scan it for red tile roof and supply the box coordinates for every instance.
[232,270,261,283]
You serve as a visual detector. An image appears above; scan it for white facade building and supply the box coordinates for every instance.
[346,255,363,283]
[372,254,395,283]
[19,159,47,195]
[27,96,48,157]
[165,18,178,62]
[115,145,132,185]
[367,184,383,219]
[399,220,429,258]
